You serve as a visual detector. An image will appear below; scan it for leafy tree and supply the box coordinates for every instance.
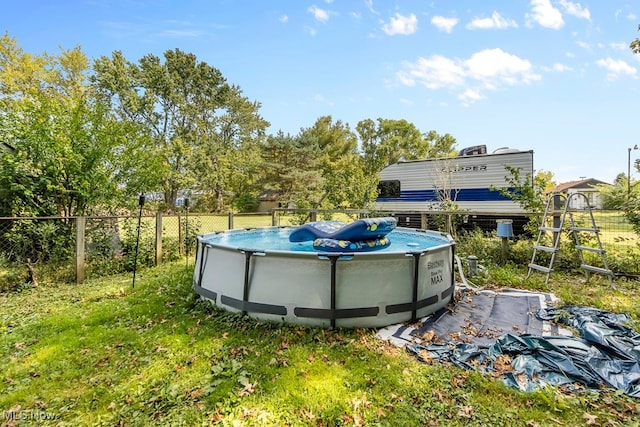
[93,49,266,212]
[495,167,555,213]
[494,168,555,234]
[193,85,269,212]
[0,33,137,265]
[597,173,629,210]
[356,118,457,177]
[259,131,324,209]
[0,33,129,217]
[298,116,372,209]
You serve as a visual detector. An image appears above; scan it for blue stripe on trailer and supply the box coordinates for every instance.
[377,188,515,203]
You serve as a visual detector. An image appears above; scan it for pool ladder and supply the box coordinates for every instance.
[526,192,613,286]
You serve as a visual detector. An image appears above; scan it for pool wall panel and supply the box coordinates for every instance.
[194,227,455,328]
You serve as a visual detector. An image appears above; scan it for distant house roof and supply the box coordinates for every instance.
[549,178,611,193]
[258,190,283,202]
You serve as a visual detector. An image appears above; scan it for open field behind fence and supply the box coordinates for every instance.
[1,209,638,287]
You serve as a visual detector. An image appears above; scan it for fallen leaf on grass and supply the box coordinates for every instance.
[188,388,205,400]
[583,412,598,425]
[298,408,316,421]
[457,405,475,418]
[238,379,257,397]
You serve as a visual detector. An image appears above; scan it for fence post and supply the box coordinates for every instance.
[76,216,86,284]
[271,210,277,226]
[421,213,428,230]
[155,212,163,266]
[177,214,182,254]
[310,210,317,222]
[228,212,234,229]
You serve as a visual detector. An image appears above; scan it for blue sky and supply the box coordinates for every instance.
[2,0,639,184]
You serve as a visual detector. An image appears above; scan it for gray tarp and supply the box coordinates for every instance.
[391,290,640,397]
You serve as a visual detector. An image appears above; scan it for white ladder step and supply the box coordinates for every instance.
[580,264,613,276]
[539,227,561,232]
[576,245,605,254]
[533,245,558,253]
[528,263,552,273]
[571,226,599,233]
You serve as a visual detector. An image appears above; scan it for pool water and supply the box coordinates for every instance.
[202,227,449,253]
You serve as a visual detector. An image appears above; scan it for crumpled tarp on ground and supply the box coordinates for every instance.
[377,288,640,397]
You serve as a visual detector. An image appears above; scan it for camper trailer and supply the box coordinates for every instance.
[375,146,534,233]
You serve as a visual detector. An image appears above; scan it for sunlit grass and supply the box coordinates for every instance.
[1,261,638,425]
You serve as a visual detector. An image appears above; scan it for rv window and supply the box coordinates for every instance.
[377,180,400,198]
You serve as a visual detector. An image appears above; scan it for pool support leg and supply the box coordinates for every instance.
[410,252,422,323]
[242,250,256,315]
[329,255,339,328]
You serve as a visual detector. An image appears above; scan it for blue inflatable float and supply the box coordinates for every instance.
[289,217,397,252]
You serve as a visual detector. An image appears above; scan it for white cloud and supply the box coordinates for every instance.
[576,41,590,50]
[382,13,418,35]
[541,63,573,72]
[558,0,590,20]
[308,5,330,23]
[465,49,541,86]
[466,11,518,30]
[552,63,572,72]
[431,16,458,33]
[459,88,485,105]
[279,15,288,24]
[397,55,466,89]
[364,0,379,15]
[158,29,203,38]
[397,48,541,104]
[609,42,627,51]
[526,0,564,29]
[314,93,334,106]
[596,58,637,80]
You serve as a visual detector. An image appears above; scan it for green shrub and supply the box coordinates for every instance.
[0,265,23,293]
[1,219,73,264]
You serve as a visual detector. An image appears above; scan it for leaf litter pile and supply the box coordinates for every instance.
[383,288,640,397]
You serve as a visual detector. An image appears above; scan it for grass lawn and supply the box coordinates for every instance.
[1,262,639,426]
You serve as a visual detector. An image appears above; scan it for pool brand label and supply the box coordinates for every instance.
[427,258,445,286]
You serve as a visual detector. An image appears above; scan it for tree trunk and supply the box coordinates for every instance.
[26,258,38,287]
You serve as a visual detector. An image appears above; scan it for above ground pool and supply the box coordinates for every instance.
[193,222,455,328]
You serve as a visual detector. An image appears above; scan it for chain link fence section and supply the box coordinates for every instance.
[1,209,639,288]
[0,217,77,289]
